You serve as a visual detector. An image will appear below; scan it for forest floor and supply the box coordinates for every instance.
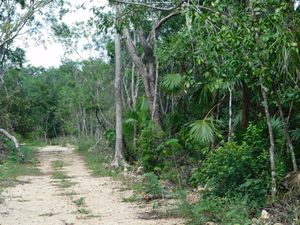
[0,145,183,225]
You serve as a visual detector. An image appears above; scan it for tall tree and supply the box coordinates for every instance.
[114,1,183,128]
[111,3,126,168]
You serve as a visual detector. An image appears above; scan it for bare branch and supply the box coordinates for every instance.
[0,0,53,48]
[148,10,180,41]
[123,28,145,73]
[112,0,184,11]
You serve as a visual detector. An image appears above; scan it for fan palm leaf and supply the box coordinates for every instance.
[188,118,217,143]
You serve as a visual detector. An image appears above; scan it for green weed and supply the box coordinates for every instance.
[52,171,70,180]
[73,197,86,207]
[51,160,64,169]
[77,208,91,214]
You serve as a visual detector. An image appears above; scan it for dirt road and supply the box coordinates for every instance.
[0,145,183,225]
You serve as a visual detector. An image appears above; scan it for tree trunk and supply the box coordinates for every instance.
[260,82,276,200]
[111,3,127,168]
[242,81,250,129]
[228,87,233,141]
[0,128,24,160]
[276,98,297,171]
[123,28,162,128]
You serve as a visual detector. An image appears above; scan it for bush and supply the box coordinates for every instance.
[143,172,163,198]
[191,124,290,203]
[179,195,253,224]
[192,142,270,201]
[191,124,271,201]
[137,122,166,173]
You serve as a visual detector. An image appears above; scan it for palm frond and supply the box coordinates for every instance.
[124,118,138,125]
[291,128,300,142]
[271,116,283,137]
[188,118,216,143]
[161,73,183,94]
[136,96,148,112]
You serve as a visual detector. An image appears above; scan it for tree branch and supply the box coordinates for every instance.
[113,0,184,11]
[123,28,145,73]
[148,11,180,41]
[0,128,24,160]
[0,0,53,48]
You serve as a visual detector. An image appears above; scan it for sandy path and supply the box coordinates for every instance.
[0,145,183,225]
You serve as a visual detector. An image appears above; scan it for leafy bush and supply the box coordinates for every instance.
[137,122,166,173]
[178,195,253,224]
[191,124,271,201]
[191,124,290,203]
[143,172,163,198]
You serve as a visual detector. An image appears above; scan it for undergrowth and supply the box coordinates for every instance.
[0,138,40,194]
[75,137,119,177]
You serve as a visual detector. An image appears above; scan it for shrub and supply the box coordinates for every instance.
[143,172,163,198]
[191,125,270,201]
[191,124,290,203]
[137,122,165,173]
[178,195,253,224]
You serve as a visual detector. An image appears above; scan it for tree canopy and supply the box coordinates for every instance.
[1,0,300,223]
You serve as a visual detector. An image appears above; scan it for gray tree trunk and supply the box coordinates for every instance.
[228,87,233,141]
[111,4,126,168]
[123,28,162,128]
[260,82,276,200]
[276,98,297,171]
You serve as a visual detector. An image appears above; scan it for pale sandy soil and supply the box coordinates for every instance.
[0,145,184,225]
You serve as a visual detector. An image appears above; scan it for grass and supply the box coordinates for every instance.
[77,208,91,214]
[122,193,143,202]
[57,179,76,188]
[52,171,70,180]
[39,212,58,217]
[74,138,148,203]
[47,136,76,146]
[73,197,86,207]
[51,160,75,189]
[0,143,40,192]
[51,160,64,169]
[75,138,119,177]
[59,191,78,196]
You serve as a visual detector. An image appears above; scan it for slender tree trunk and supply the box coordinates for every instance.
[111,4,126,168]
[131,61,138,147]
[123,28,162,128]
[228,87,233,141]
[242,81,250,129]
[276,98,297,171]
[0,128,23,160]
[260,81,276,200]
[131,63,136,107]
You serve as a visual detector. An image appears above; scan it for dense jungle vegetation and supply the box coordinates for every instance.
[1,0,300,224]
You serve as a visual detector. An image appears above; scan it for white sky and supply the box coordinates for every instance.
[14,0,108,68]
[13,0,300,68]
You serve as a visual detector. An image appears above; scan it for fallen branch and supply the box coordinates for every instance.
[0,128,24,160]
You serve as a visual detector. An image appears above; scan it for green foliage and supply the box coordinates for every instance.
[191,142,268,200]
[73,197,86,207]
[161,74,184,94]
[0,141,40,193]
[137,122,165,173]
[188,118,217,144]
[0,59,114,139]
[75,138,117,177]
[1,1,299,224]
[178,196,253,225]
[143,172,163,198]
[191,123,290,202]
